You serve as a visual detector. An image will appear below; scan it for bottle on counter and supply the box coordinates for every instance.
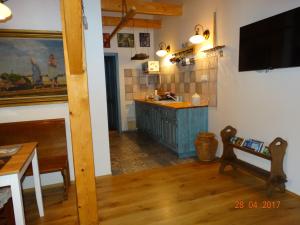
[192,93,201,106]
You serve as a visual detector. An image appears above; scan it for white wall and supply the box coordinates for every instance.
[83,0,111,176]
[0,0,111,187]
[155,0,300,195]
[102,12,155,130]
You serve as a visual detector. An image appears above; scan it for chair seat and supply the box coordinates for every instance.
[0,187,11,209]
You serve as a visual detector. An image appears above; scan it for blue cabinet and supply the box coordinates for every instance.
[135,101,208,158]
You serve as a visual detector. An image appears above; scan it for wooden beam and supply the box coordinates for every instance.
[109,7,136,40]
[102,16,161,29]
[61,0,83,75]
[101,0,182,16]
[60,1,99,225]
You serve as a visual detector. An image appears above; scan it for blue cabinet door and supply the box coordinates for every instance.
[135,102,208,158]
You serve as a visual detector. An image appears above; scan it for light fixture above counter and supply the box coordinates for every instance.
[0,0,12,22]
[189,24,210,44]
[156,42,170,57]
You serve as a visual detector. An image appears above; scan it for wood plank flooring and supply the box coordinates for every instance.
[24,162,300,225]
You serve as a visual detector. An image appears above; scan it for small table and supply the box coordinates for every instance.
[0,142,44,225]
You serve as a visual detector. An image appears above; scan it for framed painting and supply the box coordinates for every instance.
[103,33,110,48]
[139,33,150,47]
[0,29,67,106]
[117,33,134,48]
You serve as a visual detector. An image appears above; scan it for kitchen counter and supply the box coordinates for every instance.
[134,99,208,109]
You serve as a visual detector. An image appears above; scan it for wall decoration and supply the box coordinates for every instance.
[0,29,67,106]
[117,33,134,48]
[139,33,150,47]
[103,33,110,48]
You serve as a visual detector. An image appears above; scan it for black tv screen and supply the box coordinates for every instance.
[239,7,300,72]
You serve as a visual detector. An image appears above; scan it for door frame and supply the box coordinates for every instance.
[104,53,122,133]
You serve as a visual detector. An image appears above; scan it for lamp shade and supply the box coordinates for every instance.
[189,34,205,44]
[0,3,12,21]
[156,49,168,57]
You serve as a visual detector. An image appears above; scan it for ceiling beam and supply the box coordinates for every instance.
[102,16,161,29]
[101,0,182,16]
[109,7,136,40]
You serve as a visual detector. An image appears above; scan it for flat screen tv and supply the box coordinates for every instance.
[239,7,300,72]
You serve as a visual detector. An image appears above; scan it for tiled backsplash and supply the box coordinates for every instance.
[124,68,159,101]
[124,55,218,106]
[159,56,218,106]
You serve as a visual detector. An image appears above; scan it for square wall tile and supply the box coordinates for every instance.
[125,85,133,93]
[140,84,147,91]
[184,83,190,93]
[180,72,185,82]
[132,69,138,77]
[175,83,180,92]
[139,76,147,85]
[166,74,171,84]
[171,73,175,83]
[195,70,202,82]
[175,73,180,83]
[133,85,139,93]
[171,83,176,93]
[190,71,196,82]
[196,83,202,94]
[184,72,190,83]
[201,83,209,96]
[126,93,133,101]
[209,69,218,82]
[167,84,171,91]
[132,77,138,84]
[179,83,184,93]
[190,82,196,94]
[125,77,133,85]
[124,69,132,77]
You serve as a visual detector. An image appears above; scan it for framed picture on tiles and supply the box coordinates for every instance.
[103,33,111,48]
[139,33,150,47]
[117,33,134,48]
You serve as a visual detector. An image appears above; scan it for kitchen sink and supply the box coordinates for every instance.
[155,100,182,104]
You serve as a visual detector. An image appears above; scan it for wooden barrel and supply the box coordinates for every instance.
[194,132,218,161]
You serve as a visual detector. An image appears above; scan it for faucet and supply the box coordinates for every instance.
[167,94,177,102]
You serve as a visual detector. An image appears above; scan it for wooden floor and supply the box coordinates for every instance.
[24,162,300,225]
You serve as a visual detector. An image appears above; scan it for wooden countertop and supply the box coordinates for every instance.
[0,142,37,176]
[134,99,208,109]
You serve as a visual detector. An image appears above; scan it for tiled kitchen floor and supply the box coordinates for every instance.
[109,131,197,175]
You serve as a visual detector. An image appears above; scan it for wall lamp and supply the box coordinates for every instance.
[189,24,210,44]
[156,42,170,58]
[0,0,12,22]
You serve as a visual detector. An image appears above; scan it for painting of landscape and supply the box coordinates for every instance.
[0,33,67,106]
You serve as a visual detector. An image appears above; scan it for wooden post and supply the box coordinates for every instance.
[60,0,99,224]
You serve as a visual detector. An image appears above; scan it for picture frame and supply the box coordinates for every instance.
[103,33,111,48]
[0,29,68,107]
[117,33,135,48]
[139,33,150,47]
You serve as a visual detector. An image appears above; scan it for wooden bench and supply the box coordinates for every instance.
[0,119,70,199]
